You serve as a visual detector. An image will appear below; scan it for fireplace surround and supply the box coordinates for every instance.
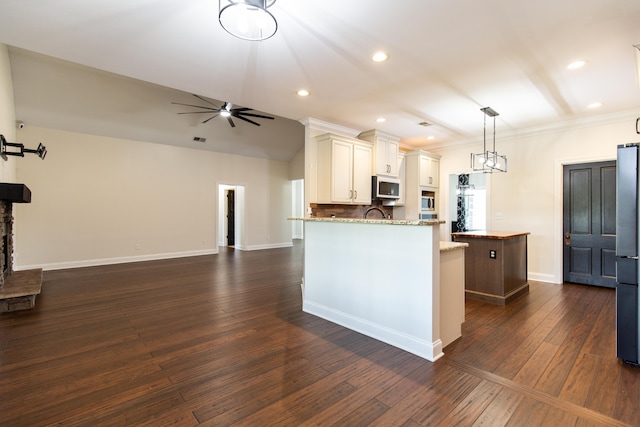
[0,183,42,312]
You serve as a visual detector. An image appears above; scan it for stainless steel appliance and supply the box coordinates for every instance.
[371,176,400,200]
[616,143,640,366]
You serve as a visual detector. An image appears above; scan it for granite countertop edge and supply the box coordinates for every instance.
[288,217,444,226]
[440,241,469,252]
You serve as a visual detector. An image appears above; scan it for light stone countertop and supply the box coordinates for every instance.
[288,217,444,226]
[440,241,469,252]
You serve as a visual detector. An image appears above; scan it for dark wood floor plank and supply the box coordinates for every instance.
[1,243,639,426]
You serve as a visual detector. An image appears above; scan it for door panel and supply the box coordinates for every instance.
[563,161,616,287]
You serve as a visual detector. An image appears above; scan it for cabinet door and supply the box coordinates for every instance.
[419,156,439,188]
[387,139,399,177]
[374,136,389,176]
[429,158,439,188]
[352,143,372,204]
[419,156,432,187]
[331,139,354,203]
[397,153,406,205]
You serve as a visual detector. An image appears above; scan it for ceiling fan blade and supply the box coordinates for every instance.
[177,111,218,115]
[227,116,236,127]
[234,114,261,126]
[192,94,220,107]
[239,112,274,120]
[230,107,252,112]
[171,102,218,111]
[202,114,220,123]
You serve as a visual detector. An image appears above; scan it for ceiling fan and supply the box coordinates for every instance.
[172,94,274,127]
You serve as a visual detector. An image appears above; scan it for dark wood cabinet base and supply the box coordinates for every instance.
[452,231,530,306]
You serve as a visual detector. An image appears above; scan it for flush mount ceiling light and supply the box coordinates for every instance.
[219,0,277,41]
[567,60,587,69]
[471,107,506,173]
[297,89,310,97]
[371,51,389,62]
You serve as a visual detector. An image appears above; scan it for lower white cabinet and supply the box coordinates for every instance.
[316,133,372,204]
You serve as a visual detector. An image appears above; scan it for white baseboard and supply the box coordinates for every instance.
[528,272,560,284]
[303,300,444,362]
[245,242,294,251]
[15,248,219,271]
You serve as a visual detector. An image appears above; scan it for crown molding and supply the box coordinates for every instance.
[411,109,640,153]
[298,117,360,138]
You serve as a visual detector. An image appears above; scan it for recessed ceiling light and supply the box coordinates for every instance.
[427,136,435,140]
[567,60,587,69]
[588,102,602,109]
[372,51,389,62]
[376,117,386,123]
[297,89,310,97]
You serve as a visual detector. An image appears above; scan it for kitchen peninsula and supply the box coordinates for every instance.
[291,217,466,362]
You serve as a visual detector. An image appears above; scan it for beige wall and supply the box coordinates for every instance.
[433,112,639,283]
[13,126,293,270]
[0,44,17,182]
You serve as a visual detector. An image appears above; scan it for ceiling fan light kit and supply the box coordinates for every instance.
[172,94,274,128]
[471,107,507,173]
[219,0,277,41]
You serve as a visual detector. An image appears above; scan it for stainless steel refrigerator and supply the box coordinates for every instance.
[616,143,640,366]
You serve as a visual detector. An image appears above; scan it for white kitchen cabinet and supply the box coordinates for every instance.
[405,150,441,219]
[316,133,372,204]
[395,151,406,206]
[419,155,439,188]
[358,130,400,177]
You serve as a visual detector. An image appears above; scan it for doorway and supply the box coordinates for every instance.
[218,184,245,250]
[562,161,616,287]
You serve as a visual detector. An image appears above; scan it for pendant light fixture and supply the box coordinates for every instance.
[471,106,507,173]
[219,0,278,41]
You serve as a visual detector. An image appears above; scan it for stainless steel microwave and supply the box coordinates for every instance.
[371,176,400,199]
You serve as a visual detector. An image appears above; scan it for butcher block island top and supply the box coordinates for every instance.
[452,230,530,305]
[451,230,530,239]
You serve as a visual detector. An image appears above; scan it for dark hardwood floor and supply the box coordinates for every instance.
[1,241,639,426]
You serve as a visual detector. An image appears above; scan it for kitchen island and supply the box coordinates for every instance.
[452,231,529,305]
[291,217,466,362]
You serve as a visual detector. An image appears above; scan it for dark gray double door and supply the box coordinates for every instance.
[563,161,617,288]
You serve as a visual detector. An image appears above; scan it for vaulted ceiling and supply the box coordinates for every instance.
[1,0,639,161]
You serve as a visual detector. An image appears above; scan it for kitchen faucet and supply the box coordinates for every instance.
[364,207,387,219]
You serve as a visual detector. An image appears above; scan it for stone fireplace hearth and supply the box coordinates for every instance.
[0,183,43,312]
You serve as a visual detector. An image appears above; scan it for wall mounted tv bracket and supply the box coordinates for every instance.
[0,134,47,160]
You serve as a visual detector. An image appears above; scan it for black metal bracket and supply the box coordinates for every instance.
[0,134,47,160]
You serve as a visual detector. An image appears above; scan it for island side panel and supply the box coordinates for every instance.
[302,221,443,361]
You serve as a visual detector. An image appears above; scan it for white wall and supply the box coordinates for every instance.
[433,112,640,283]
[0,44,17,182]
[13,126,293,270]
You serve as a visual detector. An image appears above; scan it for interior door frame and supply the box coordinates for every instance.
[553,155,615,284]
[217,183,246,250]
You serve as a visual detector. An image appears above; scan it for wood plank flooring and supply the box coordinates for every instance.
[1,241,639,426]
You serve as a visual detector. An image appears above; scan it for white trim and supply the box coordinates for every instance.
[303,300,444,362]
[553,155,616,284]
[528,272,558,284]
[424,109,639,152]
[244,242,293,251]
[298,117,360,137]
[16,249,218,271]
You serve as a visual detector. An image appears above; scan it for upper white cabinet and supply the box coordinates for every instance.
[358,130,400,177]
[419,155,440,188]
[316,133,372,205]
[406,150,440,190]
